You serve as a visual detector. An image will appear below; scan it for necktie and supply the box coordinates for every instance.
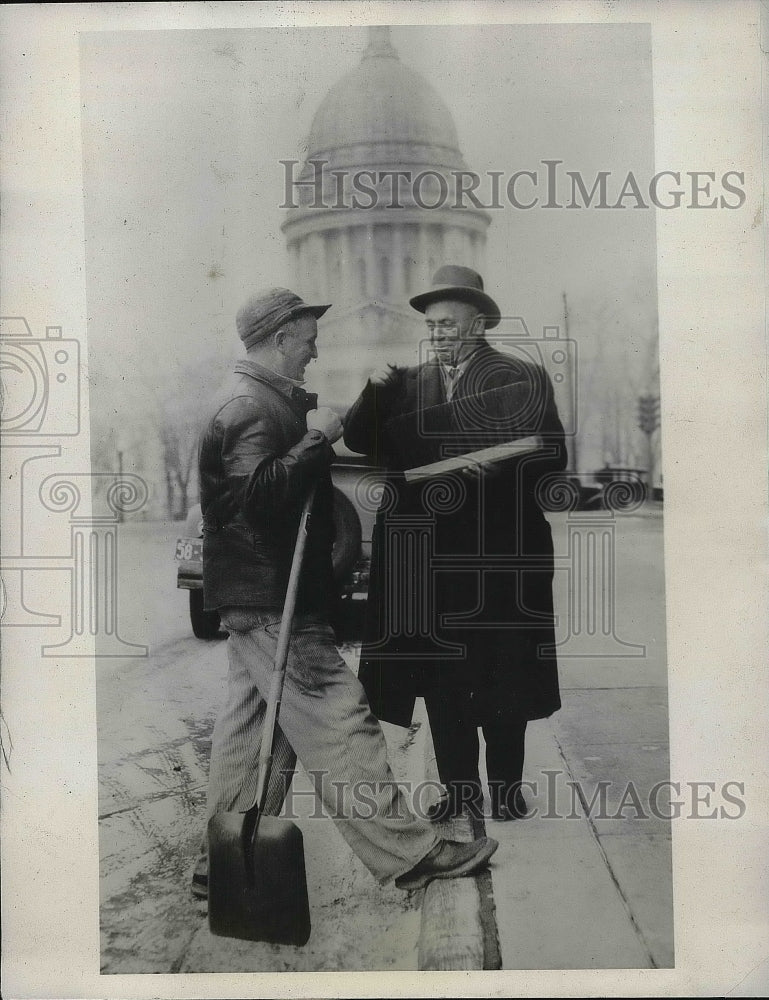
[446,367,460,402]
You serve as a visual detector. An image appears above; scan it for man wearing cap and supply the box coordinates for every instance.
[192,286,498,900]
[344,266,567,822]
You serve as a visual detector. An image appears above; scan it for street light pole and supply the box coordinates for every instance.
[562,291,578,474]
[637,394,660,497]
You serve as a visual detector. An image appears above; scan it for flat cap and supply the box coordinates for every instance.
[236,288,331,350]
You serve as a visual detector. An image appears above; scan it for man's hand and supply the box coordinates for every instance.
[307,407,343,444]
[461,459,503,481]
[369,366,396,387]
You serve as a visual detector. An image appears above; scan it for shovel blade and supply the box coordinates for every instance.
[208,811,311,945]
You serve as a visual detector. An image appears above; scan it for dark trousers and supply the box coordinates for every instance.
[425,690,527,812]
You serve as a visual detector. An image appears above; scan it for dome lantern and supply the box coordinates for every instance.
[362,25,398,60]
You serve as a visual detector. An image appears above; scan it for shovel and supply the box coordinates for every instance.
[208,487,316,945]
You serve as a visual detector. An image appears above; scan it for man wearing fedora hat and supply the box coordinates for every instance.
[344,265,567,822]
[192,285,498,900]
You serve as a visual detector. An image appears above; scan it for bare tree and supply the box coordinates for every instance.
[147,351,227,519]
[88,337,232,521]
[569,290,660,474]
[153,402,199,520]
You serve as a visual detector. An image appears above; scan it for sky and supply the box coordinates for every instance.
[80,22,658,470]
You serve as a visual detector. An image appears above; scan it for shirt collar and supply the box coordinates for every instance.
[438,342,485,375]
[234,359,315,407]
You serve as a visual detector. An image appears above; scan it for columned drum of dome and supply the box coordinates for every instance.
[282,26,492,406]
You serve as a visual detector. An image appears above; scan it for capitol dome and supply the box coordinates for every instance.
[282,26,490,404]
[305,26,464,169]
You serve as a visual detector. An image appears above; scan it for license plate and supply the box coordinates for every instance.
[175,537,203,562]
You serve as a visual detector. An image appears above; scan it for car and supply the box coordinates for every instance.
[175,458,376,640]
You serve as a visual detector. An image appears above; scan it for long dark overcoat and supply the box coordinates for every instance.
[343,342,567,728]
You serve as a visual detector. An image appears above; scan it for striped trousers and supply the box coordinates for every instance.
[205,607,438,883]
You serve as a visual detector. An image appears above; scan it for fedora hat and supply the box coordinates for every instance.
[409,265,501,329]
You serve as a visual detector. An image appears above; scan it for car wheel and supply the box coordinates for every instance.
[189,589,221,639]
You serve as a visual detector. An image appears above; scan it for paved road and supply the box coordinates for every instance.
[97,508,672,972]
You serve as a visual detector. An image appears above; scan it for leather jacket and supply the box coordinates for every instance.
[198,360,336,614]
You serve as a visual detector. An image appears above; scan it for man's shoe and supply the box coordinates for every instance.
[395,836,498,891]
[191,855,208,900]
[191,872,208,900]
[490,789,528,821]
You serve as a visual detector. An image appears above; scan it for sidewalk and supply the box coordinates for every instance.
[414,689,673,970]
[479,705,673,969]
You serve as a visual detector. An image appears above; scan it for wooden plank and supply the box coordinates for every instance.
[404,434,541,482]
[418,876,485,971]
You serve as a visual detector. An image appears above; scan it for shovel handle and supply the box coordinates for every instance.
[250,483,317,816]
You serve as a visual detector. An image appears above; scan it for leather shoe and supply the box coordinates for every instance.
[490,789,528,821]
[190,855,208,900]
[191,872,208,900]
[395,836,498,891]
